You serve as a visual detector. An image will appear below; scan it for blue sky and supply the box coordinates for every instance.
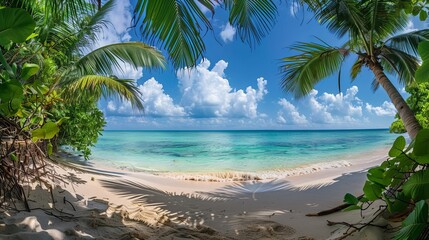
[95,1,426,130]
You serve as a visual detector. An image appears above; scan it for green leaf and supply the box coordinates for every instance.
[414,129,429,157]
[403,169,429,201]
[395,200,428,240]
[47,142,53,155]
[0,8,36,46]
[73,42,165,78]
[31,122,60,142]
[385,192,409,214]
[21,63,40,81]
[280,41,344,98]
[389,136,406,157]
[416,41,429,83]
[0,80,24,116]
[344,193,359,205]
[367,167,391,186]
[420,10,428,21]
[9,153,17,161]
[363,181,383,201]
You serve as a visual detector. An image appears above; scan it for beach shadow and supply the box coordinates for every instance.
[0,183,231,240]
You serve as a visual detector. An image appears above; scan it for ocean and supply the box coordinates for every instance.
[90,129,398,176]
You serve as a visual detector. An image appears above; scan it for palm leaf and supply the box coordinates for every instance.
[74,42,166,77]
[74,0,117,53]
[363,0,408,45]
[224,0,277,47]
[133,0,213,68]
[313,0,367,47]
[395,200,428,240]
[385,29,429,56]
[67,75,144,110]
[350,58,363,80]
[42,0,97,22]
[280,42,344,98]
[380,46,419,86]
[47,0,118,61]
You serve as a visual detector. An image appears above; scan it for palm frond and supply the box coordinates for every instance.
[67,75,144,110]
[385,29,429,56]
[133,0,213,68]
[371,78,380,92]
[363,0,408,45]
[224,0,277,47]
[74,0,117,52]
[350,58,364,80]
[380,46,420,86]
[41,0,116,59]
[313,0,366,44]
[75,42,166,77]
[42,0,97,22]
[280,42,344,98]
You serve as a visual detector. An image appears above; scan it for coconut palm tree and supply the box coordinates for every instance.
[3,0,166,109]
[133,0,278,68]
[280,0,429,139]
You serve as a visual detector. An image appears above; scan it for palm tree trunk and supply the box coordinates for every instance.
[369,62,421,139]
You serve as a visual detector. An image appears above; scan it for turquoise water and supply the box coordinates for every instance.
[90,129,398,174]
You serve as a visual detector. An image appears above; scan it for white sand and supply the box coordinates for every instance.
[0,147,395,240]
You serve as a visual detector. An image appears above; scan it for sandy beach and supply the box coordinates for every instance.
[0,147,395,240]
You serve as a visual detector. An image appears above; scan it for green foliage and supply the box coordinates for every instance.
[21,63,40,81]
[363,180,383,201]
[399,0,429,21]
[31,122,60,142]
[389,136,406,157]
[345,129,429,238]
[416,41,429,83]
[0,80,24,116]
[0,8,36,46]
[390,83,429,133]
[52,98,106,159]
[0,0,165,162]
[134,0,277,68]
[395,200,428,240]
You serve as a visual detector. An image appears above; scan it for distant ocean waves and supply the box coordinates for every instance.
[90,129,397,179]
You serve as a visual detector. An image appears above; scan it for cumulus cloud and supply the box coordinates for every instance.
[177,59,267,118]
[366,101,397,116]
[220,23,236,43]
[138,78,187,117]
[277,98,308,124]
[106,78,186,117]
[277,86,364,125]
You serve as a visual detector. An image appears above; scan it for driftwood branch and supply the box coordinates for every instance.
[306,194,364,217]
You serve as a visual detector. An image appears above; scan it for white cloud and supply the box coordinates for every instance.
[290,2,300,17]
[106,78,186,117]
[366,101,397,116]
[277,86,364,125]
[138,78,187,117]
[177,59,267,118]
[277,98,308,124]
[220,23,236,43]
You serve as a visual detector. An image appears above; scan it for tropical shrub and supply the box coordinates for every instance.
[344,129,429,239]
[51,97,106,159]
[390,83,429,133]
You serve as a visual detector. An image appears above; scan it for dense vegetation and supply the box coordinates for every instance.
[390,83,429,133]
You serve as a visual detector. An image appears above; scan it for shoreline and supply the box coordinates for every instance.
[0,147,392,239]
[84,146,389,186]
